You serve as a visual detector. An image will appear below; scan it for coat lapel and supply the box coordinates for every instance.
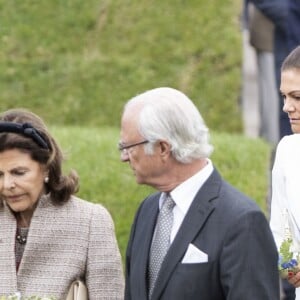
[0,204,18,293]
[132,193,160,299]
[151,169,221,300]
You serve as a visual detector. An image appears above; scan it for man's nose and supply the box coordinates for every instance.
[120,150,129,162]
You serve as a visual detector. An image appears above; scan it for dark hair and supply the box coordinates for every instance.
[0,108,79,205]
[281,45,300,71]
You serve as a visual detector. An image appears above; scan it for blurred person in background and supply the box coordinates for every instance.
[244,0,279,145]
[250,0,300,138]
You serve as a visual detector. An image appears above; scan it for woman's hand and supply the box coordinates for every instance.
[288,270,300,288]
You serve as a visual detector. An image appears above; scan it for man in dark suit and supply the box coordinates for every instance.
[120,87,280,300]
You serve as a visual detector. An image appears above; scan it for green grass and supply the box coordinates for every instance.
[0,0,273,263]
[0,0,272,264]
[0,0,242,132]
[52,126,271,260]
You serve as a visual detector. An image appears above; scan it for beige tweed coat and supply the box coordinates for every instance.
[0,195,124,299]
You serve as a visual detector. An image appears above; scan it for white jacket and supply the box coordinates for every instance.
[270,134,300,298]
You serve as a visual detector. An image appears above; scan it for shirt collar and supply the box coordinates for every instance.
[159,159,214,214]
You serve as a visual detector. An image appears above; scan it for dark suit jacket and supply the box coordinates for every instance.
[125,169,280,300]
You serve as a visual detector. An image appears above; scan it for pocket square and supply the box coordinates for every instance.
[182,243,208,263]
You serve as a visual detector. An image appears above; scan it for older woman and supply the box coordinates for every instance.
[270,45,300,299]
[0,109,124,299]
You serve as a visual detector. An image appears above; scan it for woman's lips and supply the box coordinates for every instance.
[289,117,300,123]
[4,194,24,202]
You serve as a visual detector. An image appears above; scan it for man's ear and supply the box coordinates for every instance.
[159,140,172,157]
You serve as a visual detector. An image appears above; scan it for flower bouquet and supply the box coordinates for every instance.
[278,210,300,279]
[278,237,300,279]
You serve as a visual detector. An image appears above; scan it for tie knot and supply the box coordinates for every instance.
[163,194,175,211]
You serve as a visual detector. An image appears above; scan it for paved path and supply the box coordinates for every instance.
[241,30,273,217]
[241,29,260,139]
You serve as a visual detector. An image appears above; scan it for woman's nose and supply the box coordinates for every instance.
[283,98,295,113]
[2,175,16,190]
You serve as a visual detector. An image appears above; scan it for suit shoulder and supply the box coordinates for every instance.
[138,192,161,209]
[218,180,261,215]
[132,192,161,222]
[48,195,113,225]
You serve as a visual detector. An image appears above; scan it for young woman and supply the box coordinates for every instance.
[270,45,300,299]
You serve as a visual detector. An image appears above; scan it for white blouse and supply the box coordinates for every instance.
[270,134,300,298]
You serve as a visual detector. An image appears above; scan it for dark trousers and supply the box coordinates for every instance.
[282,279,295,300]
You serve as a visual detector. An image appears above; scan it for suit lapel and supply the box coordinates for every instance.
[151,169,221,299]
[132,193,160,299]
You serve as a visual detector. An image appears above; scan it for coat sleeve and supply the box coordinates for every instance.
[86,204,125,299]
[270,139,287,249]
[220,210,280,299]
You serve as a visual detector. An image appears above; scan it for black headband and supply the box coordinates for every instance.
[0,122,49,150]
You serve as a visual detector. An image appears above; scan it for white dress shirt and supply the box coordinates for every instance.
[158,159,213,243]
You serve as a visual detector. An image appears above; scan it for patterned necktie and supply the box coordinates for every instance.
[148,194,175,298]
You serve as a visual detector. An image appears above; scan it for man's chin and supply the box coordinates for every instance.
[135,176,149,186]
[135,177,144,184]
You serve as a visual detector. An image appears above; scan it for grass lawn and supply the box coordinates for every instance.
[0,0,270,262]
[0,0,243,132]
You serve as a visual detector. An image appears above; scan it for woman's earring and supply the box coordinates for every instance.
[44,176,49,183]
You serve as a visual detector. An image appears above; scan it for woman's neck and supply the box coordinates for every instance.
[15,211,32,228]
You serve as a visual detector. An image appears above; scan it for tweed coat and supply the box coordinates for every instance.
[0,194,124,299]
